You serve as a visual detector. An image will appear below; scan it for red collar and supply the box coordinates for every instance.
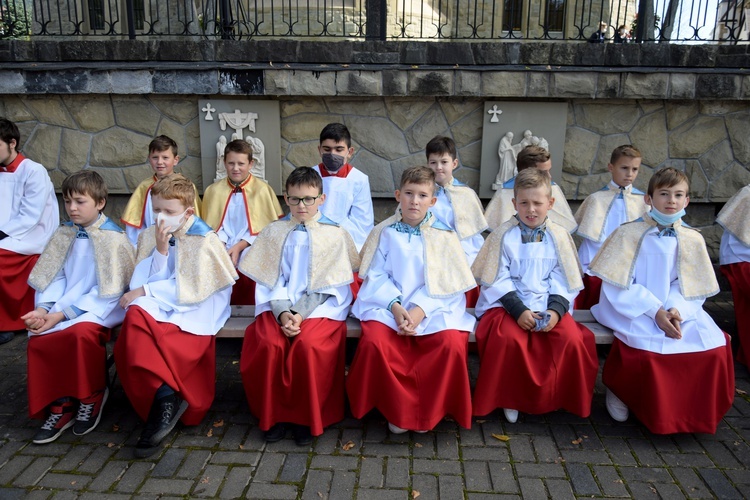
[319,163,353,178]
[0,153,25,173]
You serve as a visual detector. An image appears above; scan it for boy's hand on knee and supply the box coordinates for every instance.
[119,287,146,309]
[279,311,302,337]
[541,310,560,332]
[517,310,540,331]
[656,308,682,339]
[391,303,413,335]
[21,308,48,332]
[400,306,425,336]
[28,311,64,335]
[667,307,682,336]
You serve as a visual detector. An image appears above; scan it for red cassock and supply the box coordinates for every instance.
[721,262,750,366]
[240,312,346,436]
[230,272,256,306]
[574,274,603,311]
[465,287,480,309]
[114,306,216,426]
[603,335,735,434]
[27,322,110,419]
[346,321,472,430]
[473,308,598,418]
[0,249,39,330]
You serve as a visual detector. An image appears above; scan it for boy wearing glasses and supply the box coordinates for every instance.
[202,139,283,304]
[238,167,359,445]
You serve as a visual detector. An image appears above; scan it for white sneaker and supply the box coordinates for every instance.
[503,409,519,423]
[388,422,408,434]
[606,389,629,422]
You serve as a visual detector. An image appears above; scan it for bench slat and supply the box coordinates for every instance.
[219,306,615,344]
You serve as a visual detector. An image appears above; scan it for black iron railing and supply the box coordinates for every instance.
[1,0,747,43]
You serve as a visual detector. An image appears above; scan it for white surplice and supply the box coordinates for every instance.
[128,247,231,336]
[351,226,475,335]
[719,231,750,265]
[255,229,352,321]
[311,165,374,252]
[217,192,254,261]
[0,158,59,255]
[592,229,725,354]
[475,227,578,318]
[32,237,125,336]
[578,188,633,271]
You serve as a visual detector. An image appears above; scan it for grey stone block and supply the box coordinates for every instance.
[151,448,186,477]
[309,455,359,470]
[37,472,91,490]
[514,462,566,478]
[619,466,672,483]
[358,457,384,488]
[519,477,546,498]
[670,467,713,499]
[545,478,576,499]
[439,474,465,498]
[403,42,427,65]
[462,446,510,462]
[301,469,333,500]
[115,462,153,493]
[412,458,462,475]
[152,70,218,94]
[566,463,599,496]
[140,478,194,495]
[253,453,285,482]
[412,474,438,499]
[12,456,57,487]
[279,453,307,482]
[436,432,459,459]
[219,466,252,499]
[385,457,409,489]
[88,460,129,492]
[176,450,212,479]
[427,43,475,65]
[219,69,264,95]
[592,465,630,497]
[356,488,409,500]
[361,442,410,457]
[464,461,492,492]
[508,435,535,462]
[192,464,228,498]
[698,469,743,499]
[245,482,299,499]
[695,74,740,99]
[472,43,510,65]
[329,470,356,500]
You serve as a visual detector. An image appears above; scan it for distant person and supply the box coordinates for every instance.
[614,24,631,43]
[589,22,608,43]
[0,117,59,345]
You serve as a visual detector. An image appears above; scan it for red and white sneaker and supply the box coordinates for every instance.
[33,401,76,444]
[73,387,109,436]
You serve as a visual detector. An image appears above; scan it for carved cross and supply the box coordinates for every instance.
[487,105,503,123]
[202,103,216,121]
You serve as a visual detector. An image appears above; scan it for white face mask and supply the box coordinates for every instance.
[155,210,188,231]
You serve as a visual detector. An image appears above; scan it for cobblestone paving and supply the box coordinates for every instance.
[0,293,747,499]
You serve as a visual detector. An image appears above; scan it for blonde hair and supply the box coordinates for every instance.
[610,144,642,164]
[400,165,436,194]
[151,174,195,208]
[513,167,551,197]
[62,170,108,205]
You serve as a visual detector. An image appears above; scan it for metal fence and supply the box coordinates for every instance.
[1,0,747,42]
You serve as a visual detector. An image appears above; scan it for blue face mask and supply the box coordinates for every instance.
[649,207,685,226]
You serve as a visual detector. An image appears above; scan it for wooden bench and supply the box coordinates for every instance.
[218,306,615,345]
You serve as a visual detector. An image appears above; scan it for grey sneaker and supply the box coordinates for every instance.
[73,387,109,436]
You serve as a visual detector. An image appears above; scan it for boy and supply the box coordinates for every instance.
[346,166,476,434]
[425,136,487,266]
[484,146,577,233]
[472,168,598,423]
[238,167,359,446]
[121,135,202,247]
[116,174,238,457]
[312,123,374,252]
[574,145,649,309]
[22,171,134,443]
[717,184,750,366]
[202,139,283,305]
[0,118,59,345]
[590,167,734,434]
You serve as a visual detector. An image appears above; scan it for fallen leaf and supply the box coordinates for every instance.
[239,444,244,450]
[412,491,420,499]
[200,476,210,484]
[582,435,588,439]
[112,424,120,432]
[341,64,349,68]
[342,440,356,451]
[736,388,747,395]
[411,65,419,69]
[614,479,623,484]
[107,442,115,448]
[207,429,213,437]
[232,360,239,365]
[475,420,487,424]
[317,493,323,498]
[70,481,76,485]
[213,419,224,428]
[571,438,583,445]
[414,442,423,448]
[491,433,510,442]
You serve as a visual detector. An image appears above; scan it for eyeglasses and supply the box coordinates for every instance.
[286,195,321,206]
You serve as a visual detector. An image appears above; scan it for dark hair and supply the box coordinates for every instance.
[151,173,195,208]
[62,170,108,205]
[0,118,20,149]
[516,145,551,172]
[400,165,435,194]
[648,167,690,197]
[610,144,642,164]
[425,135,457,161]
[224,139,253,159]
[319,123,351,148]
[285,166,323,195]
[149,135,178,156]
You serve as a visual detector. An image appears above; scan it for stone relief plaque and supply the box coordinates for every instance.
[198,99,281,194]
[479,102,567,199]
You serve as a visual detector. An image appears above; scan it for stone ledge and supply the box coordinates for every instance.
[2,40,748,69]
[2,66,748,99]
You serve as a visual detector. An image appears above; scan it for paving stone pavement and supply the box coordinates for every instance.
[0,292,747,499]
